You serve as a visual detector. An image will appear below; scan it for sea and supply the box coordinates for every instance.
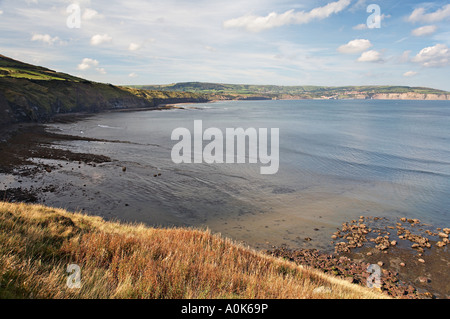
[38,99,450,251]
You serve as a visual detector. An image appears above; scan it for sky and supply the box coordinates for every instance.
[0,0,449,90]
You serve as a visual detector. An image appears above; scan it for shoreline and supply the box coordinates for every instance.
[0,121,448,298]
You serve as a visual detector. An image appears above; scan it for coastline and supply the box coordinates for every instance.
[0,119,448,298]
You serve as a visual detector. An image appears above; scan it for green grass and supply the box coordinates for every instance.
[0,67,69,81]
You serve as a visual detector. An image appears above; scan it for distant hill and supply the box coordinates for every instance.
[2,54,448,127]
[132,82,450,101]
[0,55,208,126]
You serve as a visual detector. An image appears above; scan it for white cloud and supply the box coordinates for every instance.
[90,34,112,46]
[223,0,351,32]
[129,72,138,78]
[411,25,437,37]
[350,0,367,12]
[352,23,367,30]
[403,71,418,77]
[82,8,100,20]
[411,44,450,67]
[128,43,141,51]
[399,50,411,63]
[96,68,106,74]
[77,58,99,71]
[31,33,60,45]
[380,14,391,21]
[338,39,372,54]
[408,4,450,23]
[0,10,3,15]
[205,45,217,52]
[357,50,383,62]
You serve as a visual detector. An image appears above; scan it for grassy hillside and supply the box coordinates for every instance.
[0,201,387,299]
[0,55,208,126]
[0,54,84,82]
[133,82,450,99]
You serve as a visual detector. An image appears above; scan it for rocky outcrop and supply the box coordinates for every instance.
[370,93,450,100]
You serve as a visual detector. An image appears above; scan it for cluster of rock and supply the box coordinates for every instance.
[332,216,449,256]
[397,221,430,253]
[436,228,450,247]
[333,216,375,253]
[267,216,450,298]
[268,247,420,298]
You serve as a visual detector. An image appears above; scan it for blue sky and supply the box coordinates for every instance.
[0,0,449,90]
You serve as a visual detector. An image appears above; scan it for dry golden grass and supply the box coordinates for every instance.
[0,201,389,299]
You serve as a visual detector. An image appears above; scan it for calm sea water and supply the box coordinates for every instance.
[43,99,450,251]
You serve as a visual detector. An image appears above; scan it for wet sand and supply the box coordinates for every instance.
[0,122,449,299]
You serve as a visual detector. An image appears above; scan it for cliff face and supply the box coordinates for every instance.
[371,93,450,100]
[0,77,153,125]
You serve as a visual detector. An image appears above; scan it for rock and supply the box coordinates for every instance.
[304,237,312,241]
[436,241,446,247]
[443,228,450,234]
[438,232,449,238]
[377,261,384,267]
[418,277,430,283]
[367,252,373,256]
[412,243,419,249]
[418,258,425,263]
[400,218,407,222]
[400,262,406,267]
[331,235,337,240]
[122,166,127,172]
[45,167,52,173]
[390,240,397,246]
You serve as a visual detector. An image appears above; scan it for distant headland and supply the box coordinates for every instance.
[1,54,449,126]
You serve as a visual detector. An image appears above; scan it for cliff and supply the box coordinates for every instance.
[0,55,208,126]
[370,93,450,100]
